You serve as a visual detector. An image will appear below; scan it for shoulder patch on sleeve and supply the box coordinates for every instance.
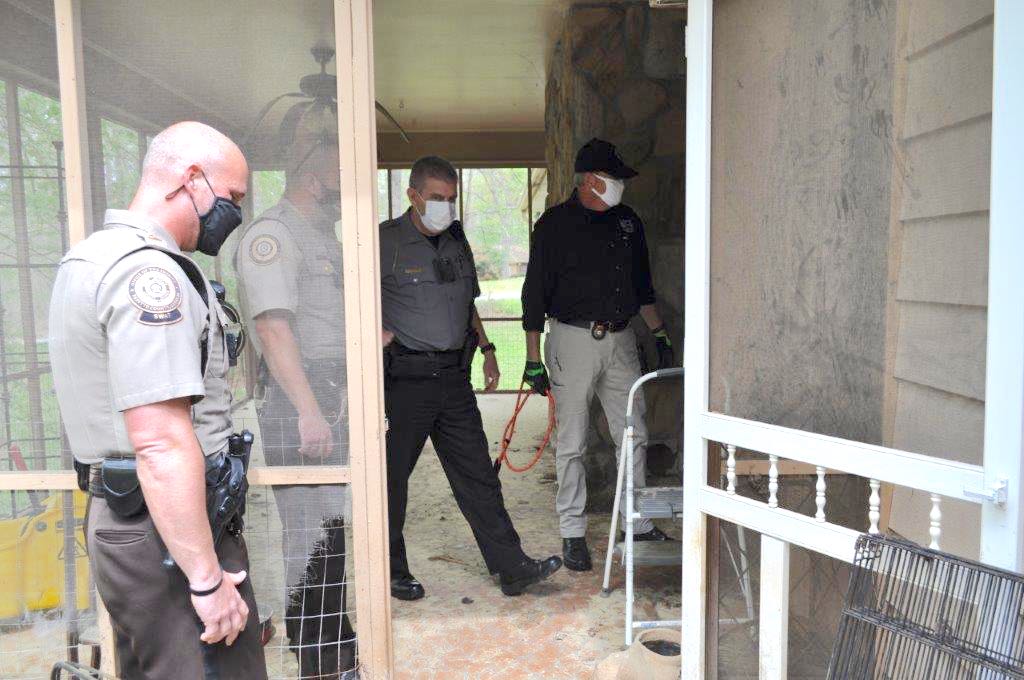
[249,235,281,265]
[128,266,183,325]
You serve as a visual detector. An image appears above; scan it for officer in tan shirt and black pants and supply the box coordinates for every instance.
[49,122,265,679]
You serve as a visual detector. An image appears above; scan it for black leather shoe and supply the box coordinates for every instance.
[622,526,672,542]
[500,556,563,596]
[390,574,425,601]
[562,537,593,572]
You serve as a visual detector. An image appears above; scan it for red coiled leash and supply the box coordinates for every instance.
[493,382,557,474]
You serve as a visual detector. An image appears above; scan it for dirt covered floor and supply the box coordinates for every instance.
[389,393,681,680]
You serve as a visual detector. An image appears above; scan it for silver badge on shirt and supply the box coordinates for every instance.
[128,266,183,325]
[249,235,281,265]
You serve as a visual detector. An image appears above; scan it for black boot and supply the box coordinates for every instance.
[287,517,358,679]
[562,537,592,572]
[390,572,426,601]
[499,556,563,596]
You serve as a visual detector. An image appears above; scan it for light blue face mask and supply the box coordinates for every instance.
[418,197,456,234]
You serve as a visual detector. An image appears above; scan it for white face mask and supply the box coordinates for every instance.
[418,198,455,234]
[592,175,625,208]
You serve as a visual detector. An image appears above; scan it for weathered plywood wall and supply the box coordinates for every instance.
[708,0,894,446]
[887,1,994,558]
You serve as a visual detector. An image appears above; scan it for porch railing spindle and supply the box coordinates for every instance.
[869,479,881,534]
[929,494,942,550]
[726,444,736,495]
[815,466,826,522]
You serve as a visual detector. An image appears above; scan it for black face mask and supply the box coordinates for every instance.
[187,173,243,256]
[318,188,342,223]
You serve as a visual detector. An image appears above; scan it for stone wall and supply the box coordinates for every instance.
[544,2,686,509]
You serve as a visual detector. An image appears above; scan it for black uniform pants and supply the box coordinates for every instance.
[385,363,527,578]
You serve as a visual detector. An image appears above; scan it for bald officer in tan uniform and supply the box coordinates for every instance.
[49,122,266,679]
[234,103,355,679]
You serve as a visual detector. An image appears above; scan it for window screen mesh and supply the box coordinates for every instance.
[0,0,359,676]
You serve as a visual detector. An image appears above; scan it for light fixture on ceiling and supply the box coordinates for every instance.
[247,42,410,145]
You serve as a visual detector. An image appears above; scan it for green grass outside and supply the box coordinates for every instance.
[472,276,530,391]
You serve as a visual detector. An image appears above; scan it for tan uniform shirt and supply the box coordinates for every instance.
[50,209,232,464]
[234,199,345,362]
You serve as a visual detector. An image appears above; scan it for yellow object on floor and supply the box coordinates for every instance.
[0,491,90,620]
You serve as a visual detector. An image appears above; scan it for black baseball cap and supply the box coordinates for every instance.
[574,138,638,179]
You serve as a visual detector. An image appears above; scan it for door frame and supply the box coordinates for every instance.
[681,1,1024,678]
[41,0,396,676]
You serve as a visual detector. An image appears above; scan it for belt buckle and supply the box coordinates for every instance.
[591,322,607,340]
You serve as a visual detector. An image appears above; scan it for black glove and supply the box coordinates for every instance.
[523,360,550,395]
[654,328,675,369]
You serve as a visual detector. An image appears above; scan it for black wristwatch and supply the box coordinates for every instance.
[479,342,496,355]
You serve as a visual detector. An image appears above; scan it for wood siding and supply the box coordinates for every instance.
[888,1,994,557]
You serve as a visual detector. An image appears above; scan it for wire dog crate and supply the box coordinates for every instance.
[828,534,1024,679]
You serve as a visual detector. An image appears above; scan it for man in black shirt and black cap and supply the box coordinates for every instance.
[520,138,675,571]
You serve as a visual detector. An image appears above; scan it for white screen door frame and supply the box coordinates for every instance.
[680,1,1024,678]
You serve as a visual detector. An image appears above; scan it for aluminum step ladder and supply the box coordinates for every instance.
[600,367,685,646]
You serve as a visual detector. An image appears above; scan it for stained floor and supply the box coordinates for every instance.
[390,394,682,680]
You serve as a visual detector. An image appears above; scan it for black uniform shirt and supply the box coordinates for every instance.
[521,190,656,332]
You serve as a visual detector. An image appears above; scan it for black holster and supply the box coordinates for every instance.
[100,458,147,518]
[99,431,253,548]
[207,431,253,543]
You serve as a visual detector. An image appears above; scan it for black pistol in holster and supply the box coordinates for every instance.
[208,430,253,542]
[159,430,254,570]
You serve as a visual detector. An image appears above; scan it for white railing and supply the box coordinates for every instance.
[691,419,985,680]
[701,424,976,560]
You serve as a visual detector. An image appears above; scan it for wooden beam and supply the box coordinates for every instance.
[247,465,350,486]
[732,459,818,477]
[376,130,545,167]
[53,0,106,671]
[335,1,394,676]
[0,466,350,490]
[53,0,92,244]
[0,471,78,490]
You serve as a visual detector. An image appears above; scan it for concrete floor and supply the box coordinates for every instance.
[390,393,682,680]
[0,394,683,679]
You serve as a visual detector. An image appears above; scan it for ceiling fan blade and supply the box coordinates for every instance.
[245,92,309,144]
[375,101,411,144]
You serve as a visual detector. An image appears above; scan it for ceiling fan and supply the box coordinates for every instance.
[247,41,410,146]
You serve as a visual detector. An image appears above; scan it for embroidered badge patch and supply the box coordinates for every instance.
[619,218,636,234]
[250,235,280,265]
[128,267,183,325]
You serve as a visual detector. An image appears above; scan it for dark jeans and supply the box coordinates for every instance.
[385,364,527,578]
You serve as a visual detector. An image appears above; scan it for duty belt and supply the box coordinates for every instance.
[87,452,227,498]
[559,318,630,340]
[389,344,462,367]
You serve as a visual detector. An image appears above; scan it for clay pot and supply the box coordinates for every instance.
[592,628,682,680]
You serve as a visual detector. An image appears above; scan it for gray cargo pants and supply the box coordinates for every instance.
[545,320,653,538]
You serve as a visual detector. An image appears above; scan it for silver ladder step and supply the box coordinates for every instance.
[634,486,685,519]
[613,539,684,567]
